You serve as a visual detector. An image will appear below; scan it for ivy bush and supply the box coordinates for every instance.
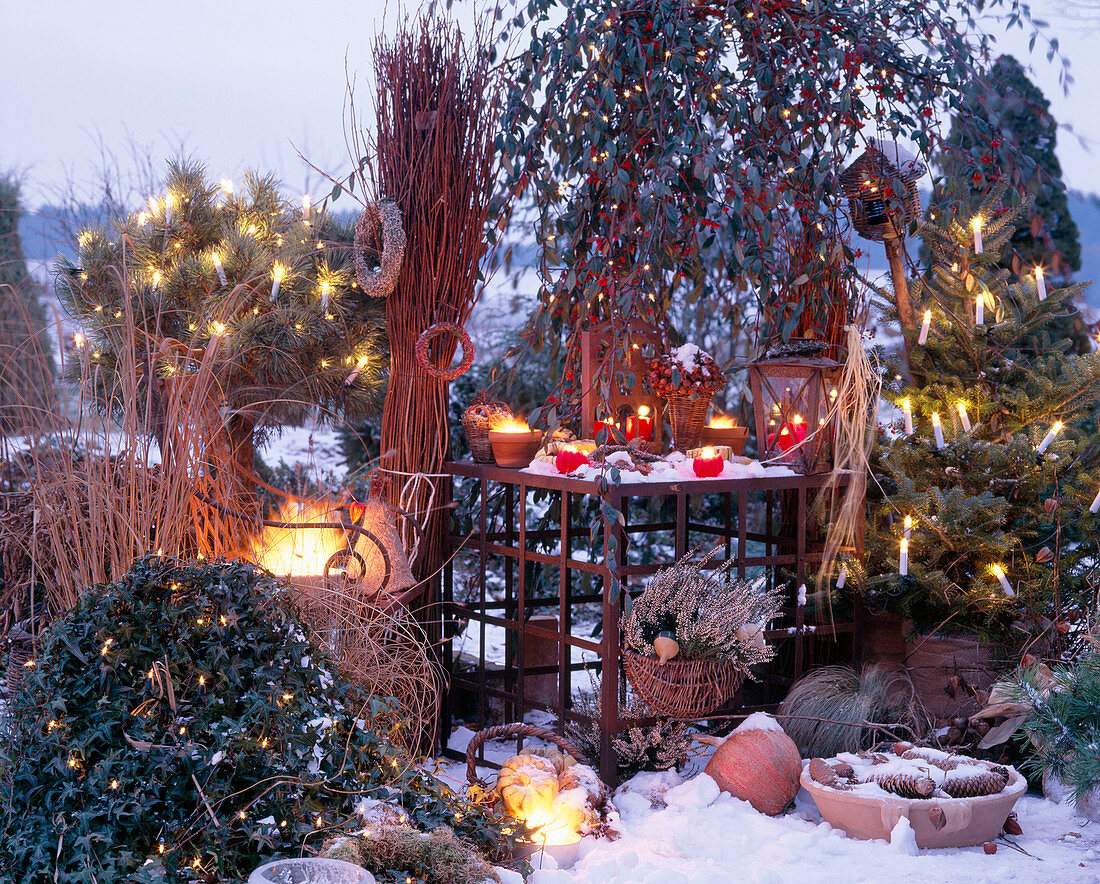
[0,556,508,883]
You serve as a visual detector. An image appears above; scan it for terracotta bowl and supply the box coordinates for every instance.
[701,425,749,455]
[800,766,1027,849]
[488,429,544,468]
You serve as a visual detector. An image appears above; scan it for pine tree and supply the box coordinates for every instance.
[926,55,1081,279]
[55,161,388,512]
[0,174,56,433]
[856,187,1100,642]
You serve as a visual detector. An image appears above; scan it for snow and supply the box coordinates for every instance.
[887,817,920,855]
[733,712,787,735]
[509,766,1100,883]
[670,343,711,370]
[523,451,795,484]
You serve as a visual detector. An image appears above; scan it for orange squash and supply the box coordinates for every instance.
[704,719,802,815]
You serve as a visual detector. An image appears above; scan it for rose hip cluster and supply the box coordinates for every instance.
[646,351,724,398]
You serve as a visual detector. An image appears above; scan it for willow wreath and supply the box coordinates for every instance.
[415,321,474,381]
[354,199,406,298]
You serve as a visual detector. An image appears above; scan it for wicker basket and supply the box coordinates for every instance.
[666,392,714,451]
[622,649,743,718]
[462,398,512,464]
[464,722,585,787]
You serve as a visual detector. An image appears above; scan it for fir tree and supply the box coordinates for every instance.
[55,161,388,509]
[926,55,1081,279]
[0,174,56,433]
[857,188,1100,642]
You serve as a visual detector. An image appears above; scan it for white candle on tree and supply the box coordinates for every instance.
[975,290,985,325]
[164,192,174,228]
[1035,266,1047,301]
[902,398,914,435]
[270,263,286,302]
[1090,486,1100,514]
[971,216,983,254]
[992,564,1014,597]
[918,309,931,345]
[931,412,945,449]
[903,515,912,540]
[1035,420,1063,455]
[956,401,972,432]
[302,194,311,222]
[320,280,331,310]
[836,564,847,589]
[899,538,909,576]
[211,252,227,287]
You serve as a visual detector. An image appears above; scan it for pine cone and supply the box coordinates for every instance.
[941,769,1008,798]
[902,748,959,771]
[868,771,937,799]
[808,758,849,789]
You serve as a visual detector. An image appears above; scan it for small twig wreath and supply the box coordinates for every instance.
[354,200,406,298]
[415,322,474,381]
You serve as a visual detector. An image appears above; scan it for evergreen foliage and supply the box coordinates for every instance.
[0,174,56,432]
[54,161,388,465]
[927,55,1081,278]
[0,556,508,883]
[857,188,1100,640]
[1006,647,1100,803]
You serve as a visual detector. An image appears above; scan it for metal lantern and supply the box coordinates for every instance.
[749,356,841,475]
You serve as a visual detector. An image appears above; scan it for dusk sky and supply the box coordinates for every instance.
[3,0,1098,207]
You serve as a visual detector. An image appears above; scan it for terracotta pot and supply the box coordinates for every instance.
[801,766,1027,848]
[704,725,802,815]
[700,424,749,455]
[488,429,544,468]
[905,634,999,721]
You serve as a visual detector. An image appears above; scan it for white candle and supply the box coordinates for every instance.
[903,515,912,541]
[320,280,331,310]
[271,264,285,302]
[302,194,311,222]
[1035,266,1047,301]
[836,564,847,589]
[902,398,914,435]
[975,290,985,326]
[971,216,983,254]
[164,192,174,228]
[899,538,909,577]
[1090,486,1100,514]
[931,412,945,449]
[212,252,227,286]
[918,309,931,345]
[956,401,971,432]
[1035,420,1063,455]
[210,321,226,342]
[992,564,1014,597]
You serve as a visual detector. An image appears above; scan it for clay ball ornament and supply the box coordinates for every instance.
[653,631,680,665]
[703,714,802,815]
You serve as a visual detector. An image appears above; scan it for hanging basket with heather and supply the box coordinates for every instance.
[620,548,782,718]
[647,345,725,451]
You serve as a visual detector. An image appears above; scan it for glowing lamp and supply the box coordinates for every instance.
[488,417,544,468]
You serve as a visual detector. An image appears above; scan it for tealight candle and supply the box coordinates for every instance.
[899,538,909,577]
[692,446,724,478]
[992,563,1014,596]
[918,309,932,346]
[1035,265,1047,301]
[1035,420,1063,455]
[902,399,913,435]
[931,412,945,449]
[1090,486,1100,514]
[212,252,227,286]
[956,401,971,432]
[971,216,983,254]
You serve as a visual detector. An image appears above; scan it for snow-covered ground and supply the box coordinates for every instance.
[442,722,1100,884]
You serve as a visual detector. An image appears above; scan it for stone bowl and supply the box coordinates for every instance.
[800,766,1027,849]
[248,858,375,884]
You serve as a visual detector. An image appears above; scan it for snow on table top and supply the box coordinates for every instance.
[523,451,795,484]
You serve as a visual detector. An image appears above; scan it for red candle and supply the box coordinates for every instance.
[692,446,724,478]
[768,416,807,456]
[636,405,653,442]
[555,446,589,474]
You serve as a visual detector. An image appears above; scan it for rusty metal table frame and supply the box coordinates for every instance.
[442,461,862,785]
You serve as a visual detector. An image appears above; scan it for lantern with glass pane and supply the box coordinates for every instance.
[749,356,841,474]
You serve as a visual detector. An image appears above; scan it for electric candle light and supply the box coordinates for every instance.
[164,192,174,227]
[902,398,913,435]
[1035,420,1063,455]
[931,411,945,449]
[211,252,227,286]
[971,216,983,254]
[918,309,931,345]
[270,264,286,301]
[956,401,971,432]
[1089,486,1100,514]
[302,193,311,221]
[320,280,331,310]
[903,515,912,541]
[836,564,847,589]
[899,538,909,576]
[1035,265,1047,301]
[975,289,985,326]
[992,563,1015,597]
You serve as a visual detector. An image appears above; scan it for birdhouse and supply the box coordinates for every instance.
[839,139,927,242]
[749,356,841,475]
[579,320,664,450]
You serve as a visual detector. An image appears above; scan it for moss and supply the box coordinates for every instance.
[327,824,500,884]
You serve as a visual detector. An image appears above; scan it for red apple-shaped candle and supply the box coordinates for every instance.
[692,446,724,478]
[555,446,589,475]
